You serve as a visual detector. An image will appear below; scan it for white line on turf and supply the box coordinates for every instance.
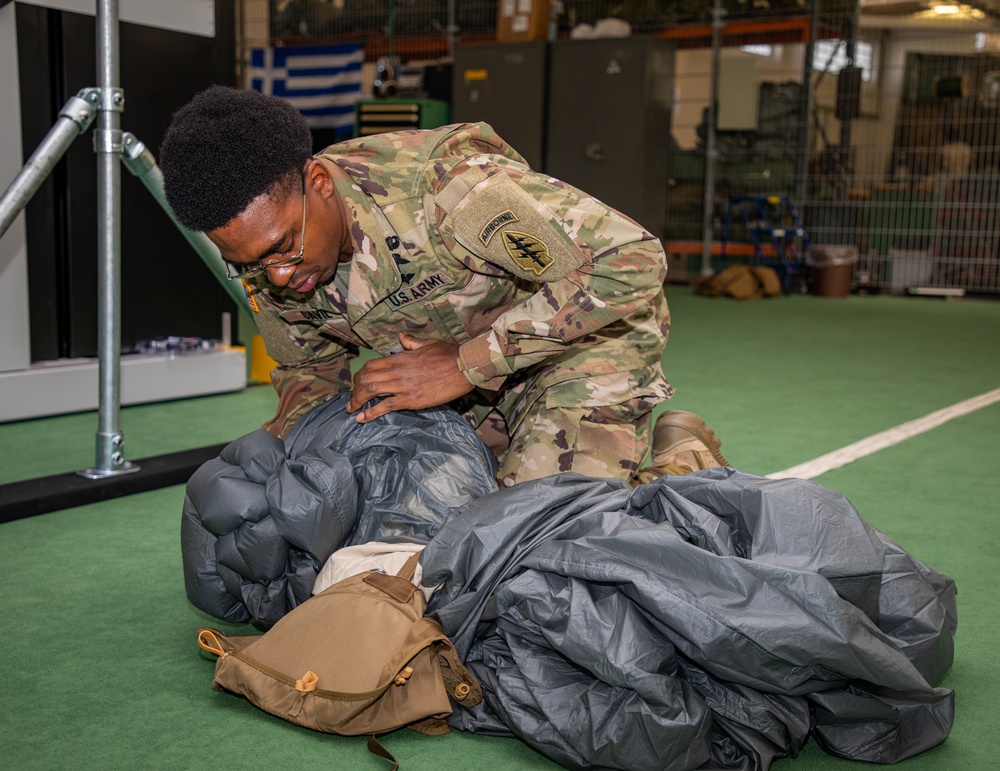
[767,387,1000,480]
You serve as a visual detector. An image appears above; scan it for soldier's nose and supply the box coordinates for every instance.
[264,262,296,287]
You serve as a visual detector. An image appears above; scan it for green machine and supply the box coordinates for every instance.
[355,98,451,137]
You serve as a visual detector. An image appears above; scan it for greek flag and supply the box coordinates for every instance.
[249,44,364,134]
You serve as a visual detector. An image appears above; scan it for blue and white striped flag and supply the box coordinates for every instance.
[248,43,364,134]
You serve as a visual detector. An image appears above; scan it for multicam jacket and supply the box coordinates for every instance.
[250,122,672,439]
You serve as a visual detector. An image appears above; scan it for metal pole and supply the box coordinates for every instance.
[839,5,859,187]
[446,0,457,59]
[81,0,137,478]
[0,90,98,239]
[795,0,817,211]
[701,0,725,276]
[388,0,396,59]
[120,132,256,319]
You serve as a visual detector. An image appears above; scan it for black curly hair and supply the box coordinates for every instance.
[160,85,313,232]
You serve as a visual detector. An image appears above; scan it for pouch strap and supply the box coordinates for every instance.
[364,572,418,603]
[395,550,423,582]
[197,628,227,657]
[367,735,399,770]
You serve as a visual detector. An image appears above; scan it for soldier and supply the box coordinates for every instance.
[160,86,727,486]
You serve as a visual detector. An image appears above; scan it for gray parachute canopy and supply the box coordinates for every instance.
[181,404,956,770]
[422,469,957,770]
[181,395,498,625]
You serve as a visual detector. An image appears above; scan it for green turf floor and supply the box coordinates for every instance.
[1,291,998,770]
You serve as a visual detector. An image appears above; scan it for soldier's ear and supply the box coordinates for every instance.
[305,159,335,199]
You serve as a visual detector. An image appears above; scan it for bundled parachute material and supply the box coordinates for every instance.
[181,394,498,626]
[183,405,957,770]
[423,470,957,770]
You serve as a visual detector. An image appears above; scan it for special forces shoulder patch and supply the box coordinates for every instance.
[501,231,553,276]
[439,170,586,282]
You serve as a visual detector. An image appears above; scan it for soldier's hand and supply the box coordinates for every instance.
[348,333,475,423]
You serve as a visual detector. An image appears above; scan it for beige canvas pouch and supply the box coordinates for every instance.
[197,553,480,765]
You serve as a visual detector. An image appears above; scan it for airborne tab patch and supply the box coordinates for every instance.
[479,210,519,246]
[502,231,553,276]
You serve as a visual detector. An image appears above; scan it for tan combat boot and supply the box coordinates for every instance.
[633,411,730,485]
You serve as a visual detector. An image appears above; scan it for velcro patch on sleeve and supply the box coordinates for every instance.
[255,307,311,365]
[442,173,585,283]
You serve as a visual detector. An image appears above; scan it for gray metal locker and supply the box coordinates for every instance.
[452,41,548,171]
[546,37,674,239]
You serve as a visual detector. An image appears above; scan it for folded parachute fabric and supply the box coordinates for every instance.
[422,469,957,770]
[181,394,499,626]
[182,403,957,770]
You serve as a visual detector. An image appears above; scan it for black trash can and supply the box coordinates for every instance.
[807,246,858,298]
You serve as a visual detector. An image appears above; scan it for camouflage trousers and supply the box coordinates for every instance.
[467,395,658,487]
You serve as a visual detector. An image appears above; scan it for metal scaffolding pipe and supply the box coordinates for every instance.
[0,91,98,239]
[81,0,138,478]
[1,5,254,481]
[795,0,818,214]
[700,0,725,276]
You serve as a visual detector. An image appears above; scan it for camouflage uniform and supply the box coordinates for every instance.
[250,122,673,486]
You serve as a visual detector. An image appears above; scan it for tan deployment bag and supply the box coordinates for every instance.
[197,553,481,758]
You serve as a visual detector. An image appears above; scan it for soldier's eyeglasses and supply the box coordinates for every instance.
[225,177,307,281]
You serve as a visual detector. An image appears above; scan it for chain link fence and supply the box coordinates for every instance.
[237,0,1000,294]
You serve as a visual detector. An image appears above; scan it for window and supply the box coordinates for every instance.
[813,39,874,82]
